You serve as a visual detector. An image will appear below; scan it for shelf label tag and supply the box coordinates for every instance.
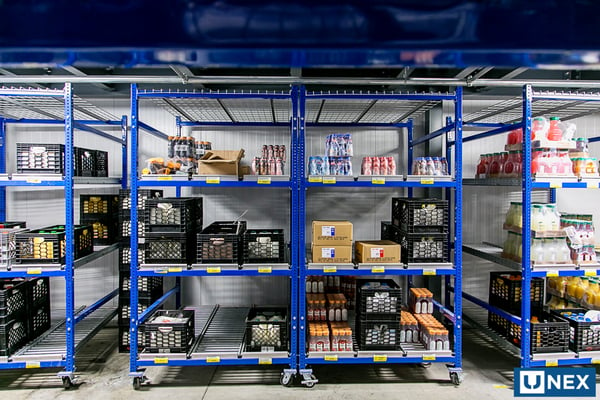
[206,267,221,274]
[592,358,600,365]
[258,266,272,274]
[308,176,323,183]
[154,268,168,274]
[373,355,388,363]
[206,356,220,363]
[324,354,338,362]
[322,177,337,184]
[257,177,272,185]
[258,358,272,365]
[420,178,434,185]
[372,177,386,185]
[323,266,337,273]
[550,182,561,189]
[494,385,509,389]
[26,268,42,275]
[586,181,598,189]
[545,360,558,367]
[157,176,172,181]
[25,361,40,369]
[26,178,41,184]
[154,357,169,364]
[206,177,220,184]
[168,267,182,273]
[423,269,436,276]
[546,271,559,277]
[584,270,597,277]
[422,355,436,361]
[371,266,385,273]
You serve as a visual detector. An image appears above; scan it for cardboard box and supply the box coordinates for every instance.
[198,150,245,177]
[312,245,352,264]
[355,240,400,263]
[312,220,353,245]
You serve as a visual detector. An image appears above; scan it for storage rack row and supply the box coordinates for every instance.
[126,85,465,388]
[0,84,128,387]
[458,85,600,368]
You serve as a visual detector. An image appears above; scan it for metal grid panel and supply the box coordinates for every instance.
[152,97,230,122]
[272,99,291,123]
[360,100,439,123]
[221,98,273,122]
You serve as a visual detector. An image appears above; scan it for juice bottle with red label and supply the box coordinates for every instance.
[547,117,563,141]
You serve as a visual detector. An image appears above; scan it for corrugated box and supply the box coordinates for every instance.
[355,240,400,263]
[312,220,353,245]
[312,245,352,263]
[198,149,245,176]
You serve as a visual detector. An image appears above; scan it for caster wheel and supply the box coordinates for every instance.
[421,362,432,369]
[304,374,317,388]
[280,373,294,387]
[450,372,463,386]
[133,377,142,390]
[62,376,73,389]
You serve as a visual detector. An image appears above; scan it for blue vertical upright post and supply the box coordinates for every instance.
[444,115,453,309]
[121,116,128,189]
[290,85,300,372]
[297,86,308,374]
[521,85,533,368]
[129,84,140,375]
[0,118,6,221]
[63,83,76,375]
[452,86,463,371]
[407,118,414,198]
[174,182,181,309]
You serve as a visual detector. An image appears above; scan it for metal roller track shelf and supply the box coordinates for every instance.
[127,85,301,389]
[460,85,600,368]
[297,89,464,387]
[0,85,127,388]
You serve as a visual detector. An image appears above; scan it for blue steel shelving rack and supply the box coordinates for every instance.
[296,88,464,386]
[0,84,127,387]
[127,85,301,389]
[461,85,600,368]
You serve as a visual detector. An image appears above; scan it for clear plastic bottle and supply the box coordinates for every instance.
[556,238,572,264]
[546,204,560,231]
[531,238,545,264]
[531,204,546,232]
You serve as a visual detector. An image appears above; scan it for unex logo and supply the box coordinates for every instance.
[515,368,596,397]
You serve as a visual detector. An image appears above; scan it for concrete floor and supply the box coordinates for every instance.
[0,322,598,400]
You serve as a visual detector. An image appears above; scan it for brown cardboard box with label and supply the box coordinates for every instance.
[312,245,353,263]
[355,240,400,263]
[198,149,245,177]
[312,220,353,245]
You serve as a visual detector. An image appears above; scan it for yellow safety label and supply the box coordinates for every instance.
[257,177,272,185]
[206,177,220,184]
[324,355,338,362]
[258,358,272,365]
[154,358,169,364]
[545,360,558,367]
[420,178,434,185]
[373,355,388,362]
[157,176,172,181]
[422,355,436,361]
[586,181,598,189]
[258,267,272,274]
[550,182,561,189]
[25,362,41,369]
[207,267,221,274]
[423,269,436,276]
[168,267,182,273]
[26,268,42,275]
[546,271,559,277]
[371,266,385,273]
[322,177,337,184]
[308,176,323,183]
[323,266,337,273]
[592,358,600,365]
[371,177,386,185]
[26,178,41,184]
[206,356,220,363]
[584,270,597,277]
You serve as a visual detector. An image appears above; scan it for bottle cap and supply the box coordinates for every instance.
[550,117,560,121]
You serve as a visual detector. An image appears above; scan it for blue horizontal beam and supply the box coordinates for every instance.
[530,358,597,367]
[179,121,410,128]
[588,136,600,143]
[73,121,125,144]
[304,181,457,188]
[137,180,292,188]
[306,93,454,101]
[461,290,521,325]
[137,358,291,367]
[138,121,169,140]
[0,88,63,97]
[0,360,66,370]
[138,269,292,277]
[180,121,289,127]
[306,356,456,365]
[138,91,290,100]
[0,269,66,278]
[0,180,65,187]
[301,268,456,277]
[4,118,122,126]
[74,288,118,324]
[432,299,456,323]
[532,94,600,102]
[464,122,510,129]
[137,286,179,324]
[411,123,455,147]
[462,122,523,143]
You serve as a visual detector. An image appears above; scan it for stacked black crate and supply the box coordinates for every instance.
[117,189,164,353]
[383,198,450,265]
[355,279,402,350]
[80,195,119,247]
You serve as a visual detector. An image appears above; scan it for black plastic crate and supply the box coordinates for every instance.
[27,302,50,341]
[80,194,119,220]
[552,309,600,352]
[119,244,145,267]
[145,234,196,265]
[0,279,28,324]
[15,225,93,264]
[85,218,118,246]
[95,150,108,177]
[489,272,544,316]
[119,189,163,211]
[381,221,400,243]
[118,297,158,326]
[119,216,146,242]
[119,274,162,298]
[28,277,49,309]
[0,319,28,356]
[507,312,569,353]
[0,222,26,229]
[243,229,285,264]
[197,221,247,264]
[397,230,449,264]
[143,310,195,353]
[0,228,28,269]
[75,147,96,177]
[118,324,145,353]
[245,306,288,352]
[392,197,449,233]
[16,143,64,174]
[356,279,402,320]
[357,319,401,350]
[145,197,202,236]
[488,311,509,337]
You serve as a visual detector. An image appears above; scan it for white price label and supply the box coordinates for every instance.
[370,248,384,258]
[322,226,335,237]
[322,248,335,258]
[322,177,336,184]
